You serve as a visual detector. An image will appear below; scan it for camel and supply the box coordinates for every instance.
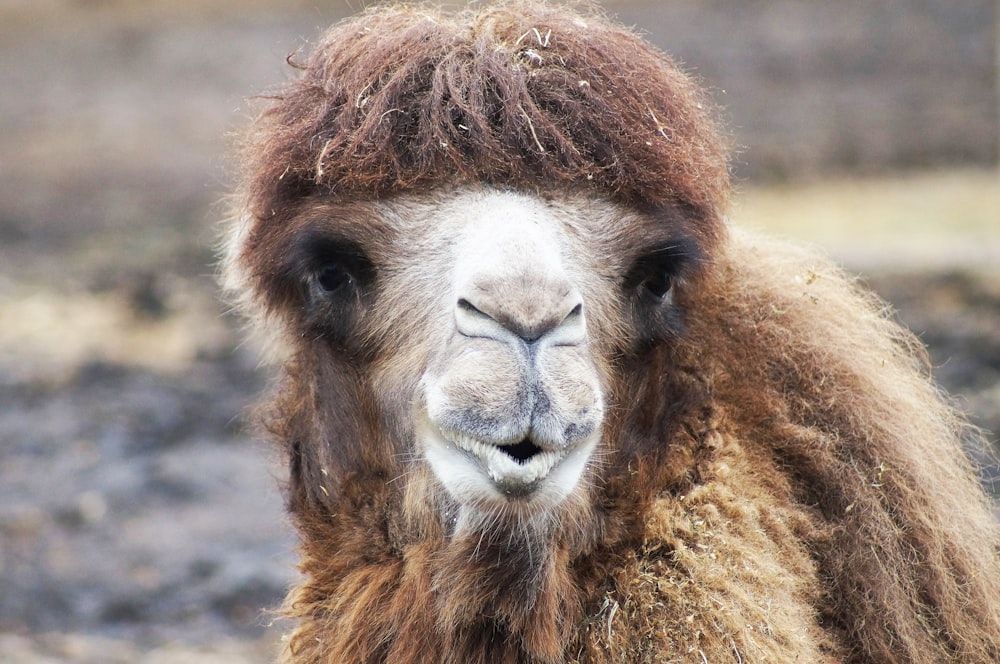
[222,2,1000,662]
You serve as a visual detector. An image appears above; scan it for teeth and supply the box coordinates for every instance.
[450,434,564,486]
[419,413,600,510]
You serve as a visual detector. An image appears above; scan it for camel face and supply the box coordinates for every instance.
[413,189,606,517]
[316,184,697,532]
[226,181,697,528]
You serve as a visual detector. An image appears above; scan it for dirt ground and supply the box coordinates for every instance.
[1,2,997,662]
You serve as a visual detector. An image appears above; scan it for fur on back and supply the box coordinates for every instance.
[223,2,1000,663]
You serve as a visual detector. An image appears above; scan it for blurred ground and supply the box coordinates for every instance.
[0,1,998,662]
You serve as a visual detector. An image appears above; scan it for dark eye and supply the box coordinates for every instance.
[289,234,376,352]
[301,238,374,302]
[639,268,674,301]
[625,241,691,303]
[315,262,355,294]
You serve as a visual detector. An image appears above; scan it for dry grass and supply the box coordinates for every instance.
[732,168,1000,270]
[0,632,277,664]
[0,285,233,380]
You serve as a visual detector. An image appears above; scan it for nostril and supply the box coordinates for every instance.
[457,298,486,317]
[455,296,503,340]
[565,303,583,322]
[455,291,585,344]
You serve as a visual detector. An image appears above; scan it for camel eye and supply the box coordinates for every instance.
[315,262,354,294]
[639,270,673,301]
[623,238,700,346]
[625,241,691,304]
[291,235,377,350]
[299,237,375,303]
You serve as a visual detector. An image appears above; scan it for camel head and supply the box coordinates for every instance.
[414,190,606,519]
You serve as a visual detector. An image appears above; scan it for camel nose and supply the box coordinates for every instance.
[450,194,587,345]
[455,279,585,345]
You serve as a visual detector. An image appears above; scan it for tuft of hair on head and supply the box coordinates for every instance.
[235,0,729,247]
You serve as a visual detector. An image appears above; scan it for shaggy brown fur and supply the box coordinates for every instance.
[225,2,1000,663]
[237,0,728,266]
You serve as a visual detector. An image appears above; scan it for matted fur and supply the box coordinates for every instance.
[236,0,728,257]
[223,2,1000,663]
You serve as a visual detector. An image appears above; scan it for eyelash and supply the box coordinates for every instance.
[298,238,375,304]
[625,243,690,303]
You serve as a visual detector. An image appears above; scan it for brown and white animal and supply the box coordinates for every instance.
[222,3,1000,662]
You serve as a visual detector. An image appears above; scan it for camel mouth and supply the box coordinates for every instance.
[418,415,587,500]
[420,419,574,496]
[500,438,544,464]
[417,398,601,509]
[456,435,565,488]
